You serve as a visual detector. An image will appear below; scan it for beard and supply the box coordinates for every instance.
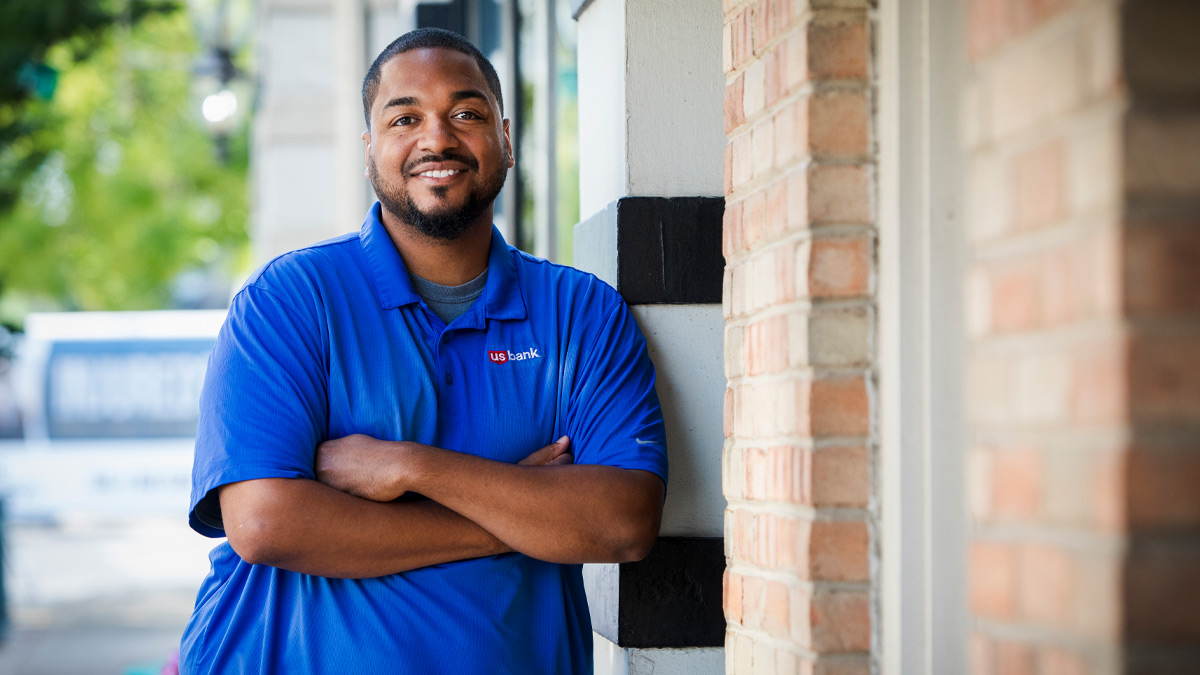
[369,150,508,242]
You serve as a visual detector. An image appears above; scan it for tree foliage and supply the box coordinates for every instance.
[0,1,249,320]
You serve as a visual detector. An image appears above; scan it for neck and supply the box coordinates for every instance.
[379,208,493,286]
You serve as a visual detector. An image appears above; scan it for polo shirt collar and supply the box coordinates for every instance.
[359,202,527,323]
[360,203,421,310]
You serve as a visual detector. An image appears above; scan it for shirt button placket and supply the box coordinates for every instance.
[440,332,453,385]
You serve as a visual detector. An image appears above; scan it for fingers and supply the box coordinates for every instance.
[518,436,571,466]
[547,451,574,466]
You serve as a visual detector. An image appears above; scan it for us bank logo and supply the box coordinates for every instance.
[488,347,541,364]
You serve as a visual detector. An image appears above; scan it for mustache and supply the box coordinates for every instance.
[404,152,479,174]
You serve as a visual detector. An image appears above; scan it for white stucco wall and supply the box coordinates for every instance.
[633,304,726,537]
[577,0,725,218]
[576,0,628,217]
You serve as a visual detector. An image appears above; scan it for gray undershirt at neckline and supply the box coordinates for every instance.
[409,268,489,325]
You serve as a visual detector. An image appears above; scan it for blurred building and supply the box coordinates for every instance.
[251,0,1200,673]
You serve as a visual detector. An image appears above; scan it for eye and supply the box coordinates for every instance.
[392,115,417,127]
[453,110,483,121]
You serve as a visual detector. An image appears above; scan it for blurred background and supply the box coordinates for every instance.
[0,0,578,672]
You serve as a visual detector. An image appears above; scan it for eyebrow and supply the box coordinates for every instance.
[380,89,489,112]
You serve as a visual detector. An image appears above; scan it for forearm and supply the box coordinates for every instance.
[219,477,509,578]
[403,446,663,564]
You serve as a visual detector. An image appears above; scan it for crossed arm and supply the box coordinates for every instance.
[218,436,664,579]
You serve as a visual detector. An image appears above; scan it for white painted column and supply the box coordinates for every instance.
[253,0,395,264]
[574,1,727,673]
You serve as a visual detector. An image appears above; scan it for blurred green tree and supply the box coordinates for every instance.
[0,1,248,321]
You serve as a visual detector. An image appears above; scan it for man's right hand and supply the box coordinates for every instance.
[518,436,573,467]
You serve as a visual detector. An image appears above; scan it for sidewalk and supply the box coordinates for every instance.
[0,518,215,675]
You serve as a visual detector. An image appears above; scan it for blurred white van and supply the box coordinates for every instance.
[1,311,225,522]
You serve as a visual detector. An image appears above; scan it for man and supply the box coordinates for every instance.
[179,28,668,674]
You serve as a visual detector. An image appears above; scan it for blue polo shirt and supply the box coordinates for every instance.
[180,204,668,674]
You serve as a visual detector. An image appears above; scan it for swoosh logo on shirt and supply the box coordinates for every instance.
[635,438,659,446]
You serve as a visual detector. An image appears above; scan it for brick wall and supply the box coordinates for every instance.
[721,0,877,672]
[965,0,1200,672]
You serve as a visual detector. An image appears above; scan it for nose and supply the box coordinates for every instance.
[417,115,460,154]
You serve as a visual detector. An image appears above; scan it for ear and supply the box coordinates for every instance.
[362,130,371,178]
[502,118,515,169]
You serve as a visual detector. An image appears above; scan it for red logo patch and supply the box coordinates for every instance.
[488,350,508,364]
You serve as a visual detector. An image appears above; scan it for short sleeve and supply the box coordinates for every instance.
[565,301,668,487]
[189,283,329,537]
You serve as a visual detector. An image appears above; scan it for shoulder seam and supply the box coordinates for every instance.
[245,232,360,285]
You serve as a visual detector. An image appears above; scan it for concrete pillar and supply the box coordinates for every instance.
[572,0,727,672]
[253,0,394,264]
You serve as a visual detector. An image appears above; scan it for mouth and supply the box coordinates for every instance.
[415,168,465,179]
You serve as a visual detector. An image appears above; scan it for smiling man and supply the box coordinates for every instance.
[179,28,668,675]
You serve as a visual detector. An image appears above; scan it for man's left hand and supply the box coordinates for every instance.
[315,434,407,502]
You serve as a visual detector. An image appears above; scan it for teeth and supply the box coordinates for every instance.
[418,169,461,178]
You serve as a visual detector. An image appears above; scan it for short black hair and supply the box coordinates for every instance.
[361,27,504,131]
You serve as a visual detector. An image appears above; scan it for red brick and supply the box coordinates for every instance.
[725,385,736,439]
[795,378,814,437]
[809,236,870,298]
[787,167,809,231]
[743,574,767,630]
[968,0,1003,60]
[987,258,1042,332]
[771,0,793,38]
[810,376,870,437]
[764,580,791,638]
[971,632,995,675]
[811,445,869,507]
[734,508,755,560]
[968,0,1075,60]
[1018,544,1074,626]
[1127,445,1200,530]
[811,591,870,653]
[776,245,797,304]
[991,447,1042,521]
[970,541,1018,618]
[732,133,754,190]
[775,511,804,568]
[722,198,743,258]
[1125,222,1200,317]
[725,568,745,624]
[808,164,871,223]
[766,180,788,241]
[1011,139,1067,230]
[993,639,1036,675]
[1036,646,1088,675]
[1069,336,1129,426]
[789,585,814,648]
[773,97,803,168]
[1128,334,1200,426]
[744,191,767,248]
[784,31,809,94]
[771,445,799,502]
[746,316,788,376]
[808,19,869,81]
[1124,549,1200,642]
[754,0,772,54]
[1072,553,1122,639]
[725,73,746,135]
[1090,446,1127,532]
[813,658,870,675]
[765,44,785,108]
[753,117,776,179]
[809,92,869,156]
[724,141,734,196]
[810,520,869,582]
[745,446,769,499]
[733,9,754,67]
